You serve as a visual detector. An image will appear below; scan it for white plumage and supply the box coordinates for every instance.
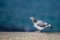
[30,17,52,32]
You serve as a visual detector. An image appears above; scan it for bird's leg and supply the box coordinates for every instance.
[38,30,41,32]
[35,30,41,32]
[34,29,39,32]
[34,30,40,32]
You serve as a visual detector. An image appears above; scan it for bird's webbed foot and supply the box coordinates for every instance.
[34,30,41,32]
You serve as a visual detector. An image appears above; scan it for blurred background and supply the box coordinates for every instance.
[0,0,60,32]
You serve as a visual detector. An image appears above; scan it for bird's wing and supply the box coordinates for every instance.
[37,24,47,27]
[36,20,48,27]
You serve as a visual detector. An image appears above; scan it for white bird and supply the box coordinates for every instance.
[30,17,53,32]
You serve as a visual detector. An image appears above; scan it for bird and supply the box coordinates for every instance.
[30,17,53,32]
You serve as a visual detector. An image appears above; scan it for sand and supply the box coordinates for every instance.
[0,32,60,40]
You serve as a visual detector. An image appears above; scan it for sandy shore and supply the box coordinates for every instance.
[0,32,60,40]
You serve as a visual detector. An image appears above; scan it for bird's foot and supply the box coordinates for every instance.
[34,30,41,32]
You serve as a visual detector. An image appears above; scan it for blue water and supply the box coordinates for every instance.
[0,0,60,32]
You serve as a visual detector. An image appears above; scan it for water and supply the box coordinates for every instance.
[0,0,60,32]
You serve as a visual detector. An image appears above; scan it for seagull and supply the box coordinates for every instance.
[30,17,53,32]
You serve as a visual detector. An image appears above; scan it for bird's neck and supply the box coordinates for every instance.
[32,19,37,23]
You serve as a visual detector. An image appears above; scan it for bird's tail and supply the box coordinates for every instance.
[45,24,51,27]
[48,24,51,27]
[48,24,53,29]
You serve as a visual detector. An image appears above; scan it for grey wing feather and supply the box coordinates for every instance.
[37,23,47,27]
[36,21,48,27]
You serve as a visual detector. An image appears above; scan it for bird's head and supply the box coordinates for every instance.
[30,17,37,23]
